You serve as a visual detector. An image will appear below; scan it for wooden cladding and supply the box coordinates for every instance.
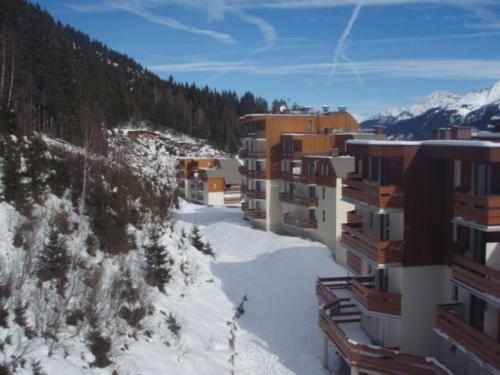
[452,254,500,299]
[453,192,500,226]
[342,223,403,264]
[279,192,318,207]
[351,278,401,316]
[316,278,449,374]
[245,189,266,199]
[283,213,317,229]
[436,304,500,369]
[347,252,362,274]
[347,210,362,225]
[343,174,404,208]
[244,209,266,220]
[281,172,317,185]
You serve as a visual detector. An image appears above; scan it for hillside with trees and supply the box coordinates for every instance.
[0,0,269,153]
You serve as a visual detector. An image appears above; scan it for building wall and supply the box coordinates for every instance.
[400,265,448,356]
[267,179,282,231]
[207,192,225,205]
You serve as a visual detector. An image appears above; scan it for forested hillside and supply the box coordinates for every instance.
[0,0,269,153]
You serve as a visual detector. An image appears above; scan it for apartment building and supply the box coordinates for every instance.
[176,158,242,205]
[317,125,500,375]
[239,109,360,231]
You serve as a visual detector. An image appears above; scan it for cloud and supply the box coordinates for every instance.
[149,58,500,80]
[328,3,363,85]
[231,9,277,51]
[355,30,500,44]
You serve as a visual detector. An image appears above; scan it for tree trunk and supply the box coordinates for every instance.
[7,46,14,108]
[0,28,6,102]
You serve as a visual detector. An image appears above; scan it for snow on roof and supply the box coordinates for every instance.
[347,139,421,146]
[348,139,500,148]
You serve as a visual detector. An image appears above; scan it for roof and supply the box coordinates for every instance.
[347,139,500,148]
[202,159,242,185]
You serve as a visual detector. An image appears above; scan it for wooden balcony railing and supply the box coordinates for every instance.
[351,278,401,316]
[239,149,266,159]
[453,192,500,226]
[244,209,266,220]
[342,223,403,264]
[315,278,450,375]
[245,189,266,199]
[279,192,318,207]
[246,169,266,179]
[347,210,362,225]
[238,165,247,175]
[452,254,500,299]
[283,213,317,229]
[242,129,266,138]
[177,180,186,188]
[347,252,362,274]
[281,172,317,184]
[283,151,303,160]
[436,304,500,369]
[342,174,404,209]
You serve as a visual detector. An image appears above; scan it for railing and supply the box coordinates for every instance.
[238,165,247,175]
[242,129,266,138]
[239,149,266,159]
[316,278,450,374]
[244,189,266,199]
[452,254,500,299]
[436,303,500,370]
[347,252,362,274]
[246,170,266,179]
[351,278,401,316]
[281,172,317,185]
[347,210,362,225]
[283,213,317,229]
[279,192,318,207]
[244,209,266,220]
[342,223,403,264]
[453,192,500,226]
[177,180,186,188]
[283,151,303,160]
[343,174,404,209]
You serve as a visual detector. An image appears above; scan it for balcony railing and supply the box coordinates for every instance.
[436,303,500,370]
[238,149,266,159]
[283,213,317,229]
[245,189,266,199]
[242,129,266,138]
[351,278,401,316]
[283,151,303,160]
[453,192,500,226]
[347,252,362,274]
[316,278,449,375]
[452,254,500,300]
[342,174,404,209]
[177,180,186,188]
[279,192,318,207]
[246,170,266,179]
[244,209,266,220]
[346,210,362,225]
[281,172,317,185]
[238,165,247,175]
[342,223,403,264]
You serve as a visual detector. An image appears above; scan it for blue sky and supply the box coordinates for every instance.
[35,0,500,119]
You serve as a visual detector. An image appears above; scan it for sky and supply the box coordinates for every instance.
[35,0,500,120]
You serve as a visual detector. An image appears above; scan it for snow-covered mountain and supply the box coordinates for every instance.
[362,81,500,139]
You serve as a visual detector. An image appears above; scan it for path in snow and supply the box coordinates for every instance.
[177,202,349,375]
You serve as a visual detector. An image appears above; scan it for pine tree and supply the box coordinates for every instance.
[203,241,215,258]
[2,140,28,212]
[25,135,48,198]
[190,225,205,251]
[37,224,69,294]
[144,228,171,292]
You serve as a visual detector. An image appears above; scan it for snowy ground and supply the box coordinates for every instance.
[175,201,349,375]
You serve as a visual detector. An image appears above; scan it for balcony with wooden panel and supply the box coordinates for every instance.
[242,129,266,139]
[281,171,317,185]
[279,192,318,207]
[283,213,317,229]
[347,252,362,274]
[244,209,266,220]
[436,303,500,370]
[238,149,266,159]
[341,223,403,265]
[246,169,266,179]
[453,192,500,226]
[245,189,266,200]
[352,277,401,316]
[342,173,404,209]
[451,254,500,300]
[316,278,449,375]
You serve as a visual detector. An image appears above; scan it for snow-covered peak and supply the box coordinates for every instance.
[368,80,500,122]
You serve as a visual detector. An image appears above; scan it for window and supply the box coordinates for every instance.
[322,187,325,199]
[322,210,325,223]
[369,212,374,228]
[451,285,458,301]
[308,120,313,132]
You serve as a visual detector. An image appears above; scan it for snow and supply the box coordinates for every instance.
[348,138,500,148]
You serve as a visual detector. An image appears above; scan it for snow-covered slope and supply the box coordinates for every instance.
[362,81,500,139]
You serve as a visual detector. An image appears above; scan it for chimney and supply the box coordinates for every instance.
[338,106,347,112]
[322,105,330,114]
[451,126,472,140]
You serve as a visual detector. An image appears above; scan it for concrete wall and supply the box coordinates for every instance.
[267,179,282,231]
[400,265,448,356]
[207,192,224,206]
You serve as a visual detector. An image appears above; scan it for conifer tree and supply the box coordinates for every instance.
[2,140,28,211]
[37,224,69,294]
[190,225,204,251]
[203,241,215,258]
[144,228,171,292]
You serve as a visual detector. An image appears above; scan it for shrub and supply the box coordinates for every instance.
[87,330,112,368]
[167,313,181,337]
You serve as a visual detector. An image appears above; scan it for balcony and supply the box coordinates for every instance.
[452,254,500,300]
[279,192,318,207]
[177,180,185,189]
[316,278,449,375]
[453,192,500,226]
[246,170,266,179]
[283,151,303,160]
[242,129,266,139]
[245,189,266,200]
[238,165,247,175]
[347,252,361,274]
[244,209,266,220]
[281,172,317,185]
[352,277,401,316]
[342,174,403,209]
[436,303,500,370]
[342,223,403,265]
[346,210,362,225]
[283,213,317,229]
[238,149,266,159]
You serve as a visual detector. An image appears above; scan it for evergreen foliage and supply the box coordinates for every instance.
[2,0,272,151]
[1,140,28,212]
[144,228,171,292]
[190,225,204,252]
[37,223,69,294]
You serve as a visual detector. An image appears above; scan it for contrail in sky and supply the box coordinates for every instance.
[328,2,363,85]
